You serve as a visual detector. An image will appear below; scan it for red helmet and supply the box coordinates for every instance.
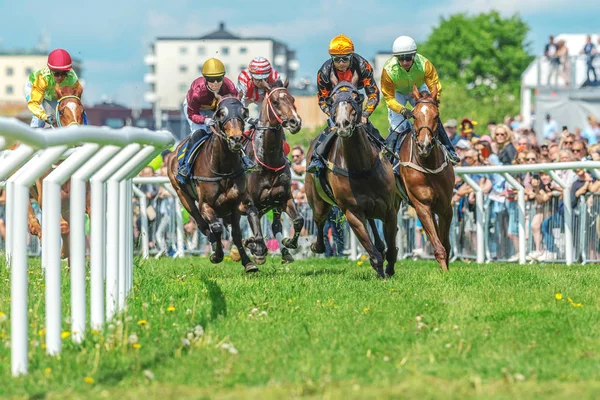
[248,57,272,79]
[47,49,72,71]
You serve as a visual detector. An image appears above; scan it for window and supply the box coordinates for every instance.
[179,65,188,73]
[179,83,187,92]
[221,46,229,55]
[6,85,14,95]
[197,46,205,56]
[198,64,203,74]
[6,67,13,76]
[105,118,124,128]
[135,119,149,128]
[239,47,247,54]
[25,67,32,75]
[179,46,188,54]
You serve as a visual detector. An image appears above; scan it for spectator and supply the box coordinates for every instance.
[559,131,575,151]
[527,172,561,261]
[492,124,516,165]
[545,35,560,86]
[571,140,588,160]
[290,145,306,185]
[580,34,597,85]
[539,140,551,160]
[455,139,471,163]
[516,136,530,153]
[583,115,600,145]
[444,119,460,145]
[548,142,560,161]
[543,114,559,142]
[323,206,345,257]
[460,118,480,141]
[487,121,497,137]
[556,40,570,87]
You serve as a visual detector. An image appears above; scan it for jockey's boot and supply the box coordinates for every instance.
[307,130,329,173]
[177,129,208,184]
[241,154,258,171]
[437,123,461,165]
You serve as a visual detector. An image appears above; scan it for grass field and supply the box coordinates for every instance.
[1,256,599,399]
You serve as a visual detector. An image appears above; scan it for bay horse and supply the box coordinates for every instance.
[27,84,87,259]
[396,85,454,270]
[243,79,304,263]
[167,96,267,272]
[305,73,401,278]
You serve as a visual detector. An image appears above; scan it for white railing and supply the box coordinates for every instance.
[0,117,175,376]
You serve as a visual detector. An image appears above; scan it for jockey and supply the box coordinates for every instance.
[176,58,254,183]
[25,48,82,128]
[381,36,460,165]
[237,57,281,112]
[307,34,383,173]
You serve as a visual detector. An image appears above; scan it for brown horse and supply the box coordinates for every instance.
[396,85,454,270]
[27,84,87,259]
[243,79,304,263]
[305,74,401,278]
[167,96,267,272]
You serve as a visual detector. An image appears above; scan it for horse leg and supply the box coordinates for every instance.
[281,197,304,250]
[178,186,210,236]
[201,203,224,264]
[412,200,448,271]
[346,210,385,278]
[383,212,399,277]
[27,199,42,239]
[310,203,331,255]
[272,210,294,264]
[368,219,386,255]
[437,205,453,266]
[231,211,258,273]
[240,199,267,265]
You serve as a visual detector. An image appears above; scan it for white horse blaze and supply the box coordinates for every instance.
[336,102,350,124]
[65,102,78,121]
[419,104,431,146]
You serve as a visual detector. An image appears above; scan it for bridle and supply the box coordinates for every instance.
[412,98,440,148]
[209,96,246,151]
[55,95,83,127]
[330,84,362,134]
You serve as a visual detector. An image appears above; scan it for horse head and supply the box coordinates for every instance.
[262,78,302,134]
[327,71,363,138]
[55,84,84,127]
[411,84,439,157]
[213,96,248,152]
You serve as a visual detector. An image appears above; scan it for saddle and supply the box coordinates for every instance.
[177,129,210,172]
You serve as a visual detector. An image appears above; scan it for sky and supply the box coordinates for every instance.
[1,0,598,108]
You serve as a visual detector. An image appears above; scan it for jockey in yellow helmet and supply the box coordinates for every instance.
[381,36,460,164]
[307,34,383,173]
[25,48,83,128]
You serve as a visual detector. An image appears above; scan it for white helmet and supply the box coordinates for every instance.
[392,36,417,55]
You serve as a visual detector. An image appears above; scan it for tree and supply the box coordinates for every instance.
[419,11,534,99]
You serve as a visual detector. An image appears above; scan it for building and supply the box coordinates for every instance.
[373,51,393,85]
[144,22,299,112]
[0,50,83,117]
[520,33,600,137]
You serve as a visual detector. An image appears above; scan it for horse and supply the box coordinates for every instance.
[167,96,267,272]
[27,84,87,259]
[305,73,401,278]
[243,79,304,263]
[396,85,455,271]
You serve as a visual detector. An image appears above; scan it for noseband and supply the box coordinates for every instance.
[56,95,83,127]
[412,99,439,142]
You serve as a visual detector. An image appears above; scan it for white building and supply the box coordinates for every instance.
[373,51,393,85]
[144,22,299,111]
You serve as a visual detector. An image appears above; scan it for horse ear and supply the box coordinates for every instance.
[329,70,339,87]
[283,77,289,88]
[431,85,439,102]
[242,106,249,120]
[74,84,83,99]
[411,84,421,100]
[54,84,63,99]
[351,70,359,88]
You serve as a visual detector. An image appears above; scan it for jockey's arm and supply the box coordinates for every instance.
[361,63,379,118]
[380,69,403,114]
[236,77,248,103]
[316,71,331,116]
[424,60,442,102]
[27,74,50,120]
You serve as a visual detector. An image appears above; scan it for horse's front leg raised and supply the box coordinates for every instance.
[346,210,385,278]
[281,197,304,251]
[239,197,267,264]
[412,199,449,271]
[201,203,224,264]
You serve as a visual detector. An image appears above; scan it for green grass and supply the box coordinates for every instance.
[1,257,600,399]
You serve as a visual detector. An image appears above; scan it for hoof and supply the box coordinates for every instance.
[385,266,395,277]
[254,255,266,265]
[310,242,324,254]
[373,265,385,279]
[229,246,241,262]
[281,238,298,250]
[210,253,224,264]
[281,251,294,264]
[244,263,259,273]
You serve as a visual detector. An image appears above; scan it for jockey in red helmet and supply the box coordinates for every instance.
[236,57,281,108]
[25,49,83,128]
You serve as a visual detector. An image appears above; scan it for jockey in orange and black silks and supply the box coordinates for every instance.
[381,36,460,165]
[25,48,84,128]
[307,34,384,174]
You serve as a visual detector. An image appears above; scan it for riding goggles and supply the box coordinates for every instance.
[396,54,415,62]
[332,55,352,63]
[205,76,224,83]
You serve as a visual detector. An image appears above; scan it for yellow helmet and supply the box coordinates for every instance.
[329,34,354,56]
[201,58,226,78]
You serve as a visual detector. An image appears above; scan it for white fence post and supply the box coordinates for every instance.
[503,173,527,265]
